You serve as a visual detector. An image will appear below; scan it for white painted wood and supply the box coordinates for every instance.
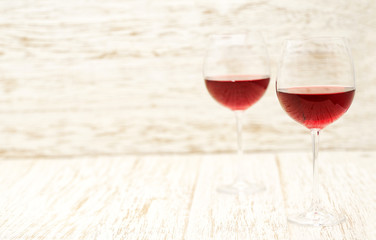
[184,153,289,240]
[0,152,374,239]
[0,156,201,239]
[0,0,374,158]
[0,1,374,239]
[277,151,376,240]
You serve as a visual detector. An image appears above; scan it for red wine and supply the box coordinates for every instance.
[277,86,355,129]
[205,75,270,111]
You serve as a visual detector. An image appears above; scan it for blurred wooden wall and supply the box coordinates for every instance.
[0,0,374,158]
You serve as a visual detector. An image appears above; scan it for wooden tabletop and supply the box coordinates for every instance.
[1,151,374,239]
[0,1,375,239]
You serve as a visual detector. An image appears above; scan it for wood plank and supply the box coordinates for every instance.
[0,153,374,239]
[185,153,289,239]
[277,151,376,239]
[0,157,138,239]
[0,155,201,239]
[0,0,375,158]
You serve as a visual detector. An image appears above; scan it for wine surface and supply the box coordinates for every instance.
[205,75,270,111]
[277,86,355,129]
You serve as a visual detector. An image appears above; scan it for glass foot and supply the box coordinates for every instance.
[216,180,265,195]
[288,206,345,226]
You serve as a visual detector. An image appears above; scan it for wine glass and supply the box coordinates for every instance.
[276,37,355,226]
[203,33,270,194]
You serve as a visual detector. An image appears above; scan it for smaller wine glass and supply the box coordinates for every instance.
[203,33,270,194]
[276,37,356,226]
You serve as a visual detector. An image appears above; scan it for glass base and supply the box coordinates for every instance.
[216,180,265,195]
[288,206,345,226]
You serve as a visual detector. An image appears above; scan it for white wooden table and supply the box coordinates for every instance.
[0,1,375,239]
[1,151,374,239]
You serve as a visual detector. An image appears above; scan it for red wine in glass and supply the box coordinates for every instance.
[203,33,270,195]
[205,75,270,111]
[276,37,356,226]
[277,86,355,129]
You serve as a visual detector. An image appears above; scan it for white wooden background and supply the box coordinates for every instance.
[0,0,375,157]
[0,0,375,239]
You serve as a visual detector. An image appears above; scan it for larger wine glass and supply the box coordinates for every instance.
[203,33,270,194]
[276,37,355,226]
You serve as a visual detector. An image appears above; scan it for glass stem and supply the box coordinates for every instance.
[234,110,245,183]
[311,129,321,211]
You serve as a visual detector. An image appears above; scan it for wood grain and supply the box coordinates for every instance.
[0,156,201,239]
[277,151,376,240]
[0,152,374,239]
[0,0,375,158]
[184,153,289,239]
[0,0,374,239]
